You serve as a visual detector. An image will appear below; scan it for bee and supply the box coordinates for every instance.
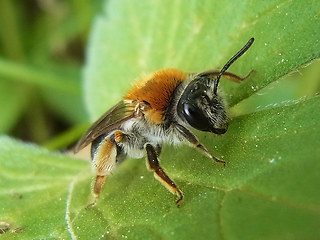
[75,38,254,206]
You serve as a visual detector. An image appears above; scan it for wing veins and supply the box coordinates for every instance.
[74,101,137,152]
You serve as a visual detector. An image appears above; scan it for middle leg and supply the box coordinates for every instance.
[145,143,183,205]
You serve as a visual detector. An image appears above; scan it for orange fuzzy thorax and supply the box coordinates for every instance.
[125,69,187,124]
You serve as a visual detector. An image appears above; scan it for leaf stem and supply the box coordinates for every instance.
[0,0,24,61]
[0,58,81,95]
[42,123,90,150]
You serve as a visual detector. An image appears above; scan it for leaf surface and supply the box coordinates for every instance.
[84,0,320,118]
[0,137,89,239]
[1,96,320,239]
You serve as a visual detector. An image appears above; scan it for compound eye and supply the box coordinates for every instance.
[182,103,210,131]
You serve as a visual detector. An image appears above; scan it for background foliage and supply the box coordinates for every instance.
[0,0,319,239]
[0,0,103,147]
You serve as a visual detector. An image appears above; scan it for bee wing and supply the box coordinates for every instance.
[74,100,137,152]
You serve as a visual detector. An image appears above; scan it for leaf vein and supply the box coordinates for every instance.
[65,179,77,240]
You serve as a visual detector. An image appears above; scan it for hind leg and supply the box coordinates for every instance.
[88,130,124,207]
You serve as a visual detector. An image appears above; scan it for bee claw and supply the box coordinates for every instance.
[211,155,226,166]
[197,144,226,166]
[85,198,97,210]
[175,196,183,207]
[175,190,183,207]
[217,158,226,166]
[218,160,226,166]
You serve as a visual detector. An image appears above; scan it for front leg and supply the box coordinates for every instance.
[145,143,183,205]
[175,124,226,165]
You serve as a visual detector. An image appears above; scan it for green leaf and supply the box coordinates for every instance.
[0,136,89,239]
[84,0,320,119]
[90,97,320,239]
[230,58,320,116]
[78,0,320,239]
[1,96,319,239]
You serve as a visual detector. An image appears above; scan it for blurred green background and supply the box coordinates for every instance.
[0,0,319,150]
[0,0,103,149]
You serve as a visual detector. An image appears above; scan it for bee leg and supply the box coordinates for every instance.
[175,124,226,166]
[86,175,107,209]
[221,70,254,82]
[87,131,124,208]
[200,70,254,82]
[145,143,183,206]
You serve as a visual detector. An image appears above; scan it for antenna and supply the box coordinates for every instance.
[214,37,254,94]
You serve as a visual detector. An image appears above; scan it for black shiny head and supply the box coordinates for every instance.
[177,76,228,134]
[177,38,254,134]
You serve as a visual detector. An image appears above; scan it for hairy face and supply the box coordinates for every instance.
[177,76,228,134]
